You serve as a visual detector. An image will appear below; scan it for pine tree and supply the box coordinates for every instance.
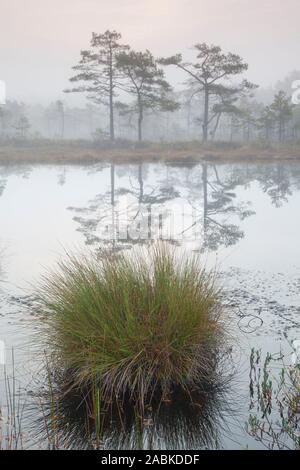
[65,30,129,141]
[159,43,254,142]
[116,50,178,141]
[270,91,294,143]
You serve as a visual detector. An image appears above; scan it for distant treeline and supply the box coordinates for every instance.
[1,30,300,145]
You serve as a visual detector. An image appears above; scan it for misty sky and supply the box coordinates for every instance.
[1,0,299,104]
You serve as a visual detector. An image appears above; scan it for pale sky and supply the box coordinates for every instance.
[0,0,299,104]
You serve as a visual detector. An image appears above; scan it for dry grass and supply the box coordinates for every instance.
[1,140,300,165]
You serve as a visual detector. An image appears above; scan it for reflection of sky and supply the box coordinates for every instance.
[0,165,109,286]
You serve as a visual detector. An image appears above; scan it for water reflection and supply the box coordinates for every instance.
[68,163,181,250]
[66,162,300,253]
[256,164,293,207]
[0,165,32,196]
[1,160,300,450]
[34,369,235,450]
[199,163,255,250]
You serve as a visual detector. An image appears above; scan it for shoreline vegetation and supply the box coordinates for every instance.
[1,140,300,165]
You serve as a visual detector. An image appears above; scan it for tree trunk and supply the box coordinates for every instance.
[279,118,285,143]
[230,117,234,142]
[211,113,222,141]
[109,50,115,142]
[148,205,152,240]
[202,86,209,143]
[246,120,251,142]
[202,163,208,246]
[61,110,65,140]
[138,163,144,203]
[109,80,115,142]
[138,96,143,142]
[187,102,191,137]
[265,125,270,141]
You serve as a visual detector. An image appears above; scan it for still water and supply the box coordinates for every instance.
[0,161,299,449]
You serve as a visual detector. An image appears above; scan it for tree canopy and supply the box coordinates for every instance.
[159,43,256,142]
[65,30,129,141]
[116,49,178,141]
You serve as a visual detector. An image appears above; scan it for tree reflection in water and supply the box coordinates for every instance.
[68,162,259,253]
[256,164,292,207]
[200,163,255,250]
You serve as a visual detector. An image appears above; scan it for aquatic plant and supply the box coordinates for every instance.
[0,350,26,450]
[36,244,224,411]
[246,347,300,450]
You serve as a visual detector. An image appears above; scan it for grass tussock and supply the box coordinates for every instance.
[36,245,224,410]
